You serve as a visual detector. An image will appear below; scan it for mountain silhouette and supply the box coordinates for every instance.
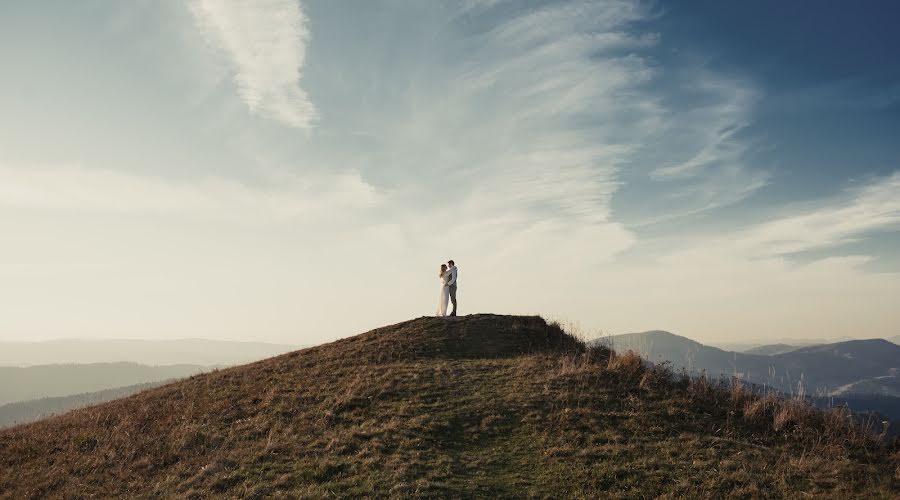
[607,331,900,395]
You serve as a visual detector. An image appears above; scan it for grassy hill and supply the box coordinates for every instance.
[1,315,897,498]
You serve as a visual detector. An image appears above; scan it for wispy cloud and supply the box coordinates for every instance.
[621,172,900,342]
[634,73,770,223]
[651,76,757,180]
[657,171,900,266]
[733,172,900,257]
[390,0,770,237]
[0,165,377,221]
[350,0,661,258]
[188,0,316,128]
[318,0,774,265]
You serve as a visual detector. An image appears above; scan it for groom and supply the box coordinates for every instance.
[446,260,458,316]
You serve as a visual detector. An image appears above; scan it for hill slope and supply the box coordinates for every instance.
[1,315,897,498]
[833,376,900,397]
[772,339,900,392]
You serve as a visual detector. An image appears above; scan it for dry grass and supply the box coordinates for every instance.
[0,314,897,498]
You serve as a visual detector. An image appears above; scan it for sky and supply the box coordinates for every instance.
[1,0,898,345]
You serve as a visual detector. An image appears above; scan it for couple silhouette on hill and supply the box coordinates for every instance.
[436,260,458,317]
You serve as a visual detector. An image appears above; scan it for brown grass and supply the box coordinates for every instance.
[0,314,897,498]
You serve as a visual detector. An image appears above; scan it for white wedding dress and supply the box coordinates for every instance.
[437,271,450,316]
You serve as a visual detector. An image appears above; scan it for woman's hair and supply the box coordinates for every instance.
[439,264,447,277]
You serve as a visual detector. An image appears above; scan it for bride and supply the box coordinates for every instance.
[436,263,451,316]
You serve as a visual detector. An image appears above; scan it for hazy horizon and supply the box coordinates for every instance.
[0,338,301,367]
[2,1,898,346]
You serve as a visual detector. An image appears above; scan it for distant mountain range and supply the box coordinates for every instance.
[0,339,299,367]
[600,331,900,424]
[0,362,207,406]
[601,331,900,396]
[743,343,800,356]
[726,335,900,355]
[0,339,304,428]
[0,381,167,428]
[708,336,894,353]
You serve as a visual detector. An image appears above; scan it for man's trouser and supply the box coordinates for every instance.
[449,284,457,316]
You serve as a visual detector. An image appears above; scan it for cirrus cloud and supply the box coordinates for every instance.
[0,164,378,222]
[188,0,317,129]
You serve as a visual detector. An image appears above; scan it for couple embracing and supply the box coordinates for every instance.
[437,260,458,317]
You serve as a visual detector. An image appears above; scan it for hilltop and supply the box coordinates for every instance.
[1,315,897,498]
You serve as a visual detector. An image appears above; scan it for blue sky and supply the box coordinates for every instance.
[659,1,900,193]
[1,1,898,344]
